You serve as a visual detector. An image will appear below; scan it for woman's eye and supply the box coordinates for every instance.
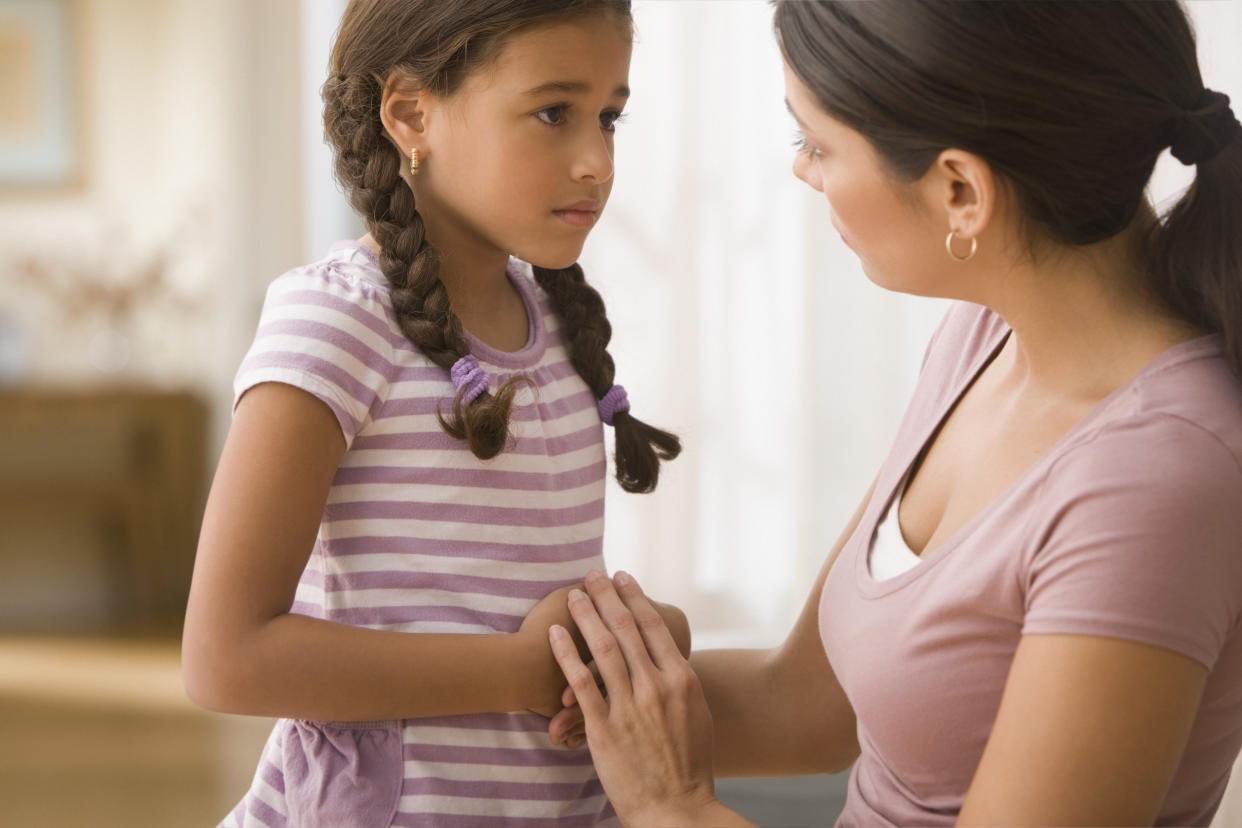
[536,105,568,126]
[600,110,626,132]
[792,131,821,158]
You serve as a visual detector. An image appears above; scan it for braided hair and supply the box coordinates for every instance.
[322,0,680,490]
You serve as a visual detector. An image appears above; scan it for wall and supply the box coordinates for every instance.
[0,0,304,626]
[0,0,303,446]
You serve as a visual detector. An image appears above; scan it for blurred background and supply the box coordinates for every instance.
[0,0,1238,825]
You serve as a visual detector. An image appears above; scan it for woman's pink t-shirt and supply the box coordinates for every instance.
[820,302,1242,827]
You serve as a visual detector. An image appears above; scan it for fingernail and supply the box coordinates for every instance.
[549,625,567,642]
[614,570,632,586]
[568,589,587,604]
[585,569,603,584]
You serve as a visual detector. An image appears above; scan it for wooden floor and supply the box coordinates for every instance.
[0,636,273,828]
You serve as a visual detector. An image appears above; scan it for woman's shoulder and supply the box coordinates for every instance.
[1070,335,1242,474]
[1127,334,1242,451]
[1032,352,1242,561]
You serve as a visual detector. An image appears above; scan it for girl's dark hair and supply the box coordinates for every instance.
[323,0,680,492]
[775,0,1242,377]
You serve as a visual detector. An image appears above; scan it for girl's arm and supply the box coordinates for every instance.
[957,634,1206,826]
[182,382,574,720]
[691,473,877,777]
[652,600,691,658]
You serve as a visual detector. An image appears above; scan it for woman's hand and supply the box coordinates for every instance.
[517,583,588,717]
[550,595,691,748]
[548,570,753,827]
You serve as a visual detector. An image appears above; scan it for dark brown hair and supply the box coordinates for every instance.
[323,0,680,492]
[775,0,1242,376]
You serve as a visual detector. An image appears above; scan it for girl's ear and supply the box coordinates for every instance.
[380,72,429,158]
[927,149,997,241]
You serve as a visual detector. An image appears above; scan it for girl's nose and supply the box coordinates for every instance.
[572,129,614,184]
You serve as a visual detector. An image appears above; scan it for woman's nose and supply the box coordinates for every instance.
[792,152,823,192]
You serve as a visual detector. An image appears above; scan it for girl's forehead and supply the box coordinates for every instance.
[479,15,633,89]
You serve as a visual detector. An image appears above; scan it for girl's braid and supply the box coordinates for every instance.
[323,73,523,459]
[534,265,681,493]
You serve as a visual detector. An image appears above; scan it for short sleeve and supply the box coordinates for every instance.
[1022,416,1242,670]
[233,261,396,448]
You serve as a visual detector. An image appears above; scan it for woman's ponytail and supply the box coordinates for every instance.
[1147,93,1242,377]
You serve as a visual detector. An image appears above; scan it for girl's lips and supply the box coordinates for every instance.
[553,209,598,228]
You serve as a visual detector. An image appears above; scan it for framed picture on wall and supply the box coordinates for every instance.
[0,0,80,189]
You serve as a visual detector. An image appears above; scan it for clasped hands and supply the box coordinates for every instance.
[543,570,731,827]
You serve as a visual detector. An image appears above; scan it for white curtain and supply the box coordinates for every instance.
[580,1,947,647]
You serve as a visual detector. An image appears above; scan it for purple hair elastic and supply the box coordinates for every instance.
[598,384,630,426]
[450,355,489,404]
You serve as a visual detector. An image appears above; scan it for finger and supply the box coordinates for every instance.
[548,703,584,745]
[566,589,634,702]
[614,571,686,671]
[583,570,659,681]
[548,624,610,722]
[560,659,602,707]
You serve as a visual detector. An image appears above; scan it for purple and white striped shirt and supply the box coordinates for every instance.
[222,241,615,828]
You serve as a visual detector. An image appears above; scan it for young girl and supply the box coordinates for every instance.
[181,2,687,826]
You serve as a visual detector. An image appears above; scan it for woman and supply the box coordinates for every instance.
[545,1,1242,826]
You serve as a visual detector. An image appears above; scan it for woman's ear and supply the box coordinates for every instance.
[380,72,429,158]
[931,149,997,240]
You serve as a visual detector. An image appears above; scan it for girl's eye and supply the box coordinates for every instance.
[600,110,626,132]
[536,105,568,126]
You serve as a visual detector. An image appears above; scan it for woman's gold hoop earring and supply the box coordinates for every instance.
[410,148,421,177]
[945,229,978,263]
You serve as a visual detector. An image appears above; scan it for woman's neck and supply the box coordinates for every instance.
[982,220,1206,404]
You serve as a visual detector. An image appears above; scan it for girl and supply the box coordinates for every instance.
[181,1,687,826]
[547,1,1242,826]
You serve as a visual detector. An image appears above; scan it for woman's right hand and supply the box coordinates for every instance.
[548,570,753,827]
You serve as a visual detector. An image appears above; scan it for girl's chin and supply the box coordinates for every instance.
[521,246,587,272]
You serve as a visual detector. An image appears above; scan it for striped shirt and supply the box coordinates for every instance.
[222,241,615,828]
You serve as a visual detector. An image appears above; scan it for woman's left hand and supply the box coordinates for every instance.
[548,570,750,827]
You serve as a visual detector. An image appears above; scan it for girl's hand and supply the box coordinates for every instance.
[548,662,599,749]
[518,583,589,718]
[548,570,751,827]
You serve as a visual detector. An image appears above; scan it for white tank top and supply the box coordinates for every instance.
[869,473,923,581]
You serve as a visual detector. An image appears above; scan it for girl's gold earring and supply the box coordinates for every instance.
[410,148,421,177]
[945,229,978,263]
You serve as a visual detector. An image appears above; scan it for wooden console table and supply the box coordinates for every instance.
[0,387,208,628]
